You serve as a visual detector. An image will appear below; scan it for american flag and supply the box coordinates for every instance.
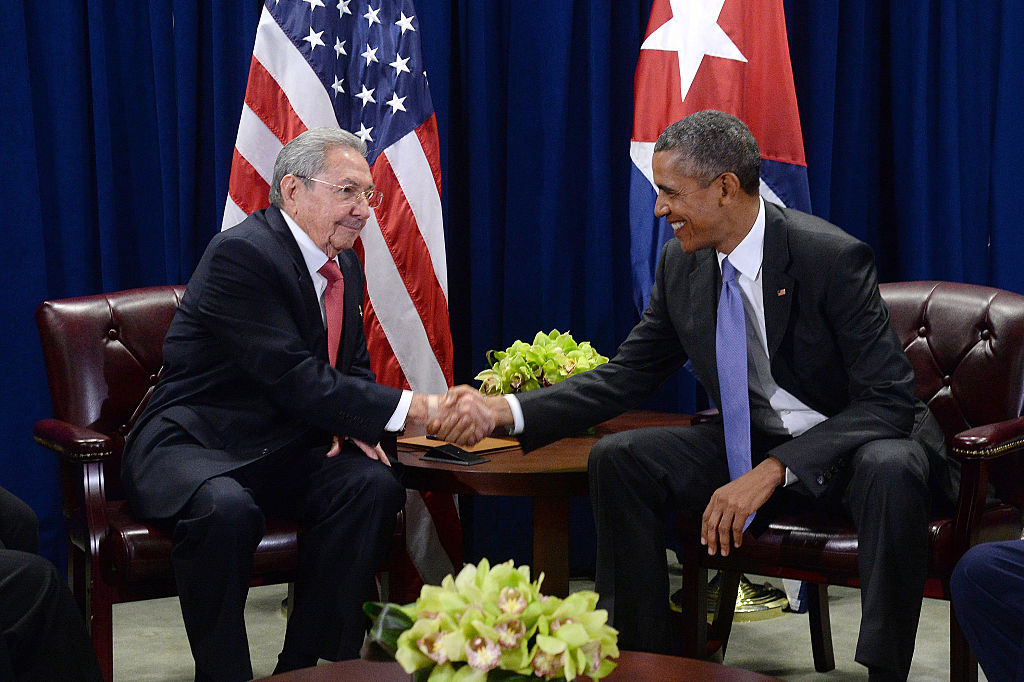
[223,0,460,594]
[628,0,811,312]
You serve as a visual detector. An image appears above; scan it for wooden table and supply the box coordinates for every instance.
[397,410,691,596]
[258,651,781,680]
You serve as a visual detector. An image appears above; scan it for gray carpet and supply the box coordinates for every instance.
[111,573,985,681]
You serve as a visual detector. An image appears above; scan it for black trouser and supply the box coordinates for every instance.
[0,486,103,682]
[169,442,406,681]
[588,422,931,679]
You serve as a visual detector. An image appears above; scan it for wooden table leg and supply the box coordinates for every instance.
[532,497,570,597]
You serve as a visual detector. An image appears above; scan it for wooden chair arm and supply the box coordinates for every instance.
[952,416,1024,461]
[33,419,114,565]
[33,418,114,463]
[947,416,1024,554]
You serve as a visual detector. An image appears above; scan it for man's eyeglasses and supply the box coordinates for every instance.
[295,175,384,209]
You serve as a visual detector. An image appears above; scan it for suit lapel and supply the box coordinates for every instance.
[264,207,328,356]
[686,250,722,402]
[762,203,794,357]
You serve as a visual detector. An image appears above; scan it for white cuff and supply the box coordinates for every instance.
[386,390,414,431]
[783,467,797,487]
[504,394,525,435]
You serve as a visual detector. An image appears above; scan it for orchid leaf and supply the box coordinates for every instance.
[362,602,415,660]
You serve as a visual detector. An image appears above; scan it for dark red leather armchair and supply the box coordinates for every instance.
[677,281,1024,681]
[33,286,400,680]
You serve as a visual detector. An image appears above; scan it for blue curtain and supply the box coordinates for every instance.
[3,0,1023,571]
[1,0,259,565]
[786,0,1024,288]
[420,0,654,571]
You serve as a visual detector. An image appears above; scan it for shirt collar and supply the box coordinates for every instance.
[717,196,765,281]
[280,208,332,279]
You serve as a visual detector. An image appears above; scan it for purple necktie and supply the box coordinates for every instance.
[716,257,754,530]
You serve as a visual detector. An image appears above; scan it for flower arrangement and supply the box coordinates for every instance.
[362,559,619,681]
[474,330,609,395]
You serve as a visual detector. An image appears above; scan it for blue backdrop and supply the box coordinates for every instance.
[3,0,1022,573]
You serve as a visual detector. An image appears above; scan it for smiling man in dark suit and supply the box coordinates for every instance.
[435,111,956,681]
[121,128,489,681]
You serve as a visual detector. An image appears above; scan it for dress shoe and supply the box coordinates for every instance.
[670,573,788,622]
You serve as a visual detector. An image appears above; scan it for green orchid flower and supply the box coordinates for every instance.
[365,559,618,680]
[475,331,608,395]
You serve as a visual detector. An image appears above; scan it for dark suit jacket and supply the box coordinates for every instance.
[519,202,955,503]
[122,206,403,519]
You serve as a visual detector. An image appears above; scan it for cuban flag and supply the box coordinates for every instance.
[223,0,460,596]
[629,0,811,311]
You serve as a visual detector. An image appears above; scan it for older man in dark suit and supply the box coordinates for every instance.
[122,128,489,681]
[436,111,956,681]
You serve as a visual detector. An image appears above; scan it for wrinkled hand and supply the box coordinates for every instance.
[428,385,496,446]
[701,457,784,556]
[325,435,391,466]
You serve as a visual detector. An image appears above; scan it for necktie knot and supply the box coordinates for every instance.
[318,259,343,283]
[721,257,738,283]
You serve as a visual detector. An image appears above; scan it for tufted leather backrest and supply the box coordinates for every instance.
[881,281,1024,443]
[36,286,186,498]
[881,281,1024,511]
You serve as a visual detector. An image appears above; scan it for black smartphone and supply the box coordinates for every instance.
[421,443,490,466]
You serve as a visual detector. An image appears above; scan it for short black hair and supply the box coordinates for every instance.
[653,110,761,195]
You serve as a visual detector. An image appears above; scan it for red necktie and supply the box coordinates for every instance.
[318,259,344,366]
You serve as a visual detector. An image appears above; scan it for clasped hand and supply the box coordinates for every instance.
[426,385,502,446]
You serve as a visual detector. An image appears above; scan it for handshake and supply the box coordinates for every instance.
[411,386,513,446]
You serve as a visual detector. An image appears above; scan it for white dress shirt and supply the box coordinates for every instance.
[718,198,827,439]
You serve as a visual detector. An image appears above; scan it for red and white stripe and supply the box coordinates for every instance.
[223,6,456,585]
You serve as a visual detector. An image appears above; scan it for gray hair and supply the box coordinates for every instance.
[268,127,368,207]
[653,110,761,195]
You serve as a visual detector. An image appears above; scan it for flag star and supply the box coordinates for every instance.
[364,4,381,27]
[395,11,416,34]
[302,0,325,10]
[355,84,376,107]
[331,75,345,96]
[303,27,326,50]
[386,92,407,114]
[356,122,374,142]
[361,43,378,65]
[640,0,746,103]
[389,53,411,76]
[334,37,347,57]
[337,0,351,17]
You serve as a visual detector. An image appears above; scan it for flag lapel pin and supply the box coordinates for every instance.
[777,288,787,297]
